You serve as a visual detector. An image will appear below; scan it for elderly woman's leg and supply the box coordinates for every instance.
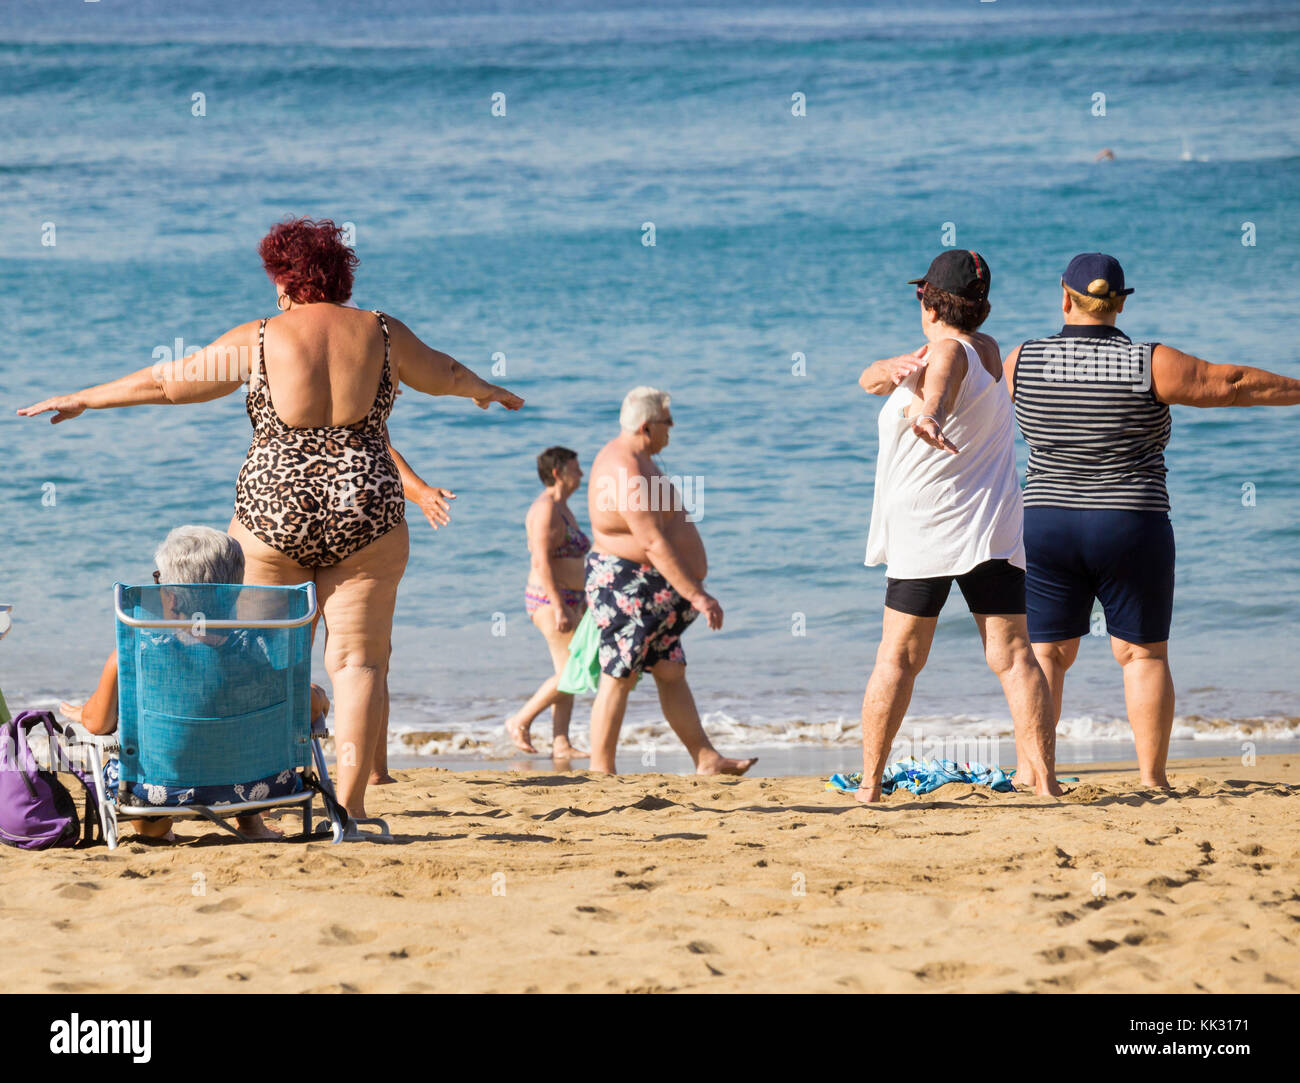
[1111,637,1174,789]
[974,614,1062,797]
[858,608,937,804]
[506,609,580,756]
[315,522,409,817]
[226,518,316,836]
[369,645,398,786]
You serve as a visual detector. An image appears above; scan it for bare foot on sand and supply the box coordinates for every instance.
[696,752,758,776]
[506,715,537,754]
[235,814,282,841]
[854,784,884,805]
[1014,769,1065,797]
[369,772,398,786]
[131,821,177,842]
[552,738,587,761]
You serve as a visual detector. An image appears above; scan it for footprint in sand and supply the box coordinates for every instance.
[196,897,242,914]
[1039,944,1087,964]
[319,923,377,946]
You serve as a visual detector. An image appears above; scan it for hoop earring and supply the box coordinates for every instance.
[277,293,291,312]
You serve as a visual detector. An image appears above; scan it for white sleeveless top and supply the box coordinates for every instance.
[865,338,1025,579]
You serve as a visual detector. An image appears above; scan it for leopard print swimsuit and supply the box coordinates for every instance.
[234,310,406,568]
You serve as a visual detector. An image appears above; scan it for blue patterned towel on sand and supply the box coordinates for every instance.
[827,757,1016,795]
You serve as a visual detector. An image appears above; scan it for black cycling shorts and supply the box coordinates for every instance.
[884,558,1026,619]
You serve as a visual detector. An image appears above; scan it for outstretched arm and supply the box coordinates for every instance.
[860,346,928,395]
[1151,345,1300,407]
[18,321,259,423]
[910,338,967,454]
[386,429,456,530]
[385,316,524,410]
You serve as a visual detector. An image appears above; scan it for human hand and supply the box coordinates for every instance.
[416,486,456,530]
[309,683,330,724]
[860,346,927,394]
[473,385,525,410]
[886,345,928,385]
[692,591,723,630]
[17,395,87,423]
[911,414,958,454]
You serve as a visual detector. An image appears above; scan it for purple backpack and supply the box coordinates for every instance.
[0,710,100,850]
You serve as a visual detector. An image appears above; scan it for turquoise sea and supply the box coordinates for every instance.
[3,0,1298,769]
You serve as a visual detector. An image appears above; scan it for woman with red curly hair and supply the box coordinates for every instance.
[20,216,523,823]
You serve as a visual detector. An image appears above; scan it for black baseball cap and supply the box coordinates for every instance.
[1062,252,1134,298]
[908,250,990,301]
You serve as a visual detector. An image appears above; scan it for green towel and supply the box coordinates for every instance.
[557,609,601,694]
[0,686,10,725]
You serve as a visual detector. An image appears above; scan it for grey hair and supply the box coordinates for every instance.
[155,526,245,586]
[619,386,671,432]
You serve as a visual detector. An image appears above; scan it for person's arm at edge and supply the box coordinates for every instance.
[60,652,119,736]
[18,322,259,422]
[1151,344,1300,407]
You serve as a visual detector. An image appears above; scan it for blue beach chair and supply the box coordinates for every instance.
[77,582,389,848]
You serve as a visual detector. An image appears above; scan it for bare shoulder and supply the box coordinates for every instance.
[970,330,1000,354]
[922,338,968,374]
[1151,343,1194,365]
[377,314,425,356]
[928,337,967,362]
[378,312,412,336]
[591,437,635,476]
[525,492,559,539]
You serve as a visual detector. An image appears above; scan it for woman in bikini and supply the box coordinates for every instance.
[20,217,523,819]
[505,446,590,760]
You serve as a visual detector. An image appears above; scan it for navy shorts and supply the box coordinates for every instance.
[1024,507,1175,644]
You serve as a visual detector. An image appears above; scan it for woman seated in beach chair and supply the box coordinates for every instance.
[60,525,330,841]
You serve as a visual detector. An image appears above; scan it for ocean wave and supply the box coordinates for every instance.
[385,710,1300,759]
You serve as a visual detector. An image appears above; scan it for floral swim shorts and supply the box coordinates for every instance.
[584,551,698,678]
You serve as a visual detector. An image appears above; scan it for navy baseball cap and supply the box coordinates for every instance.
[1063,252,1134,298]
[908,250,990,301]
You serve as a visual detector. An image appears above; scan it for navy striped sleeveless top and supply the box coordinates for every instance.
[1013,325,1171,512]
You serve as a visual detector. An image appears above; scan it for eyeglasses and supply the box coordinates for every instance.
[915,284,926,302]
[652,416,674,427]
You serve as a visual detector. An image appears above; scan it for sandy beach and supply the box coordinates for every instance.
[1,753,1295,994]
